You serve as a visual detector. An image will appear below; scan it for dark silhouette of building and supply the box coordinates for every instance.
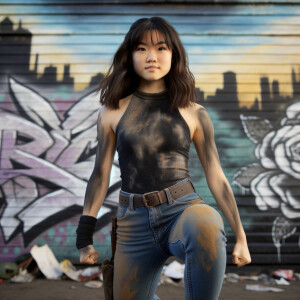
[39,64,57,84]
[89,72,104,88]
[251,97,259,112]
[260,77,271,112]
[206,71,239,112]
[257,72,296,126]
[223,71,238,100]
[292,67,300,99]
[0,17,32,76]
[62,64,74,86]
[33,53,38,77]
[272,80,279,98]
[195,87,204,103]
[0,16,75,89]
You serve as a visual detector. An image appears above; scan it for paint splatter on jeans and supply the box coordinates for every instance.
[113,179,227,300]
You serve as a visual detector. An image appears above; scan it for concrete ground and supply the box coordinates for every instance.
[1,266,300,300]
[1,278,300,300]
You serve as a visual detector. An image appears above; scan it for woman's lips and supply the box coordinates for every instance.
[145,66,158,70]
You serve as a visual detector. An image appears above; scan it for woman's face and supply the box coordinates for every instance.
[132,30,172,86]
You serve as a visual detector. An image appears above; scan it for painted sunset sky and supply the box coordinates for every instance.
[2,2,300,108]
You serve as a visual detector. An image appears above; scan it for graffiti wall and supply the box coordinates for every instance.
[0,0,299,264]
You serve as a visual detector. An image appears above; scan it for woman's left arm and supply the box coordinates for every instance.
[192,104,251,267]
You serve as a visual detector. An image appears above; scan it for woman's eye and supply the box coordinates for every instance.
[158,47,166,51]
[137,47,146,51]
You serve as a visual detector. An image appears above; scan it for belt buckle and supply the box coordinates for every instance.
[142,191,161,208]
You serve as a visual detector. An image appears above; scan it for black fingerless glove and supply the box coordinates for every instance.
[76,215,97,250]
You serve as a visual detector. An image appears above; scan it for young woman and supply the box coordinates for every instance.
[76,17,251,300]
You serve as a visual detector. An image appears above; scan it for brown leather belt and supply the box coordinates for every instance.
[119,180,195,208]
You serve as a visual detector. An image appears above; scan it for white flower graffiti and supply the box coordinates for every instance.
[234,101,300,261]
[0,76,121,245]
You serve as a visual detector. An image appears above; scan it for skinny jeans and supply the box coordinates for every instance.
[113,178,227,300]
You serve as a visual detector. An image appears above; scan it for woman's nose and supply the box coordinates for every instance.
[147,51,157,62]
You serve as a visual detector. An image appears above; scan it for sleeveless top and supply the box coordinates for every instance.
[116,90,191,194]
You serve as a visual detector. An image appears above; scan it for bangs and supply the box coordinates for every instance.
[129,18,173,51]
[98,16,196,110]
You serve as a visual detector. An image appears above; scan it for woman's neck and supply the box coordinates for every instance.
[138,79,166,93]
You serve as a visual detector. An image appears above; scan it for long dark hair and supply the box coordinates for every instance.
[97,17,197,110]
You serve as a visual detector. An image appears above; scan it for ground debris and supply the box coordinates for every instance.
[245,284,284,292]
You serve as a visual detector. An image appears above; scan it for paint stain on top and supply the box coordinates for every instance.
[116,90,191,194]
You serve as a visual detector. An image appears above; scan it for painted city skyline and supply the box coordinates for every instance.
[1,10,299,110]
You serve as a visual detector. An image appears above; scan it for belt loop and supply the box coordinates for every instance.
[164,188,173,205]
[129,194,135,211]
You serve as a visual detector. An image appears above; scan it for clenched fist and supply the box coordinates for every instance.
[79,245,98,264]
[232,240,251,267]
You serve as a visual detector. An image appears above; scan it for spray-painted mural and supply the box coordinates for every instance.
[0,76,121,240]
[234,101,300,262]
[0,1,300,263]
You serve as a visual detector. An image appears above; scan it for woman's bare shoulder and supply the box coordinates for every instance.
[181,102,207,119]
[100,94,133,132]
[182,103,213,135]
[190,102,206,112]
[118,94,133,109]
[100,94,133,115]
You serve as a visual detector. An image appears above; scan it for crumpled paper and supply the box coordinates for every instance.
[30,244,63,279]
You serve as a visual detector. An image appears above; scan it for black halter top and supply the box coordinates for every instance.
[116,90,191,194]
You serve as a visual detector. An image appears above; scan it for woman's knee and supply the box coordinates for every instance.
[170,204,224,241]
[180,204,226,251]
[183,204,224,232]
[197,204,224,227]
[183,205,226,269]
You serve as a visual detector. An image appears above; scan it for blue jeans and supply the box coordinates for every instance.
[113,179,227,300]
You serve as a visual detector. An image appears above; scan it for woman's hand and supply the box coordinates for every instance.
[232,240,251,267]
[79,245,98,264]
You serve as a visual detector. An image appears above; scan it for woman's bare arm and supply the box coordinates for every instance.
[192,104,251,267]
[83,106,116,217]
[78,106,116,264]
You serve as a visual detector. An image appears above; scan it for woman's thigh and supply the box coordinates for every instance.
[168,203,227,300]
[113,205,168,300]
[168,203,225,256]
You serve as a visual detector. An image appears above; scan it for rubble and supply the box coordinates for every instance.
[84,280,103,288]
[0,243,299,295]
[0,262,18,279]
[10,269,34,283]
[272,269,295,281]
[30,244,63,280]
[245,284,284,292]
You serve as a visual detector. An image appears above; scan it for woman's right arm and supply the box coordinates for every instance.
[83,106,116,217]
[77,106,116,264]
